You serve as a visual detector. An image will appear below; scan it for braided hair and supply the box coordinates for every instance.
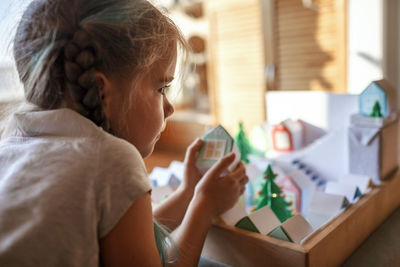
[13,0,188,134]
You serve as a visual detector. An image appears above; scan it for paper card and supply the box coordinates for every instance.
[281,214,314,244]
[339,174,374,194]
[248,206,281,235]
[228,142,242,172]
[151,185,173,204]
[324,182,361,203]
[308,191,349,217]
[220,203,248,226]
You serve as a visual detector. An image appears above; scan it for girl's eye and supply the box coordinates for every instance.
[158,84,171,95]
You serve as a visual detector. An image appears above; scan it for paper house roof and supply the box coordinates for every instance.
[195,125,241,173]
[360,79,397,118]
[268,214,314,244]
[235,205,281,235]
[220,203,248,226]
[339,174,374,194]
[325,181,362,203]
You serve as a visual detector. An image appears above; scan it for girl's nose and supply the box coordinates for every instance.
[164,97,174,118]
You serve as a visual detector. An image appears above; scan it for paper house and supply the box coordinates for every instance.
[268,214,314,244]
[306,191,350,229]
[359,79,396,118]
[271,119,304,153]
[195,125,241,174]
[277,175,301,213]
[339,174,374,194]
[349,116,399,183]
[287,170,315,216]
[235,206,281,235]
[271,123,293,152]
[324,181,362,203]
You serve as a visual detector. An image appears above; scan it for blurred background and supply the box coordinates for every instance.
[0,0,399,168]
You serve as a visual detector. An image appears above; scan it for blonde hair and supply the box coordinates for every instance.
[14,0,188,132]
[12,0,189,264]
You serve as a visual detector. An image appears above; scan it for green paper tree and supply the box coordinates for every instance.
[369,100,383,118]
[255,165,292,223]
[234,122,252,164]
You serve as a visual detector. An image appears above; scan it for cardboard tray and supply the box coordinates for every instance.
[202,171,400,267]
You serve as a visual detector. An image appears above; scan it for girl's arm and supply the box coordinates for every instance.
[100,153,247,267]
[153,138,203,230]
[100,192,163,267]
[170,154,247,266]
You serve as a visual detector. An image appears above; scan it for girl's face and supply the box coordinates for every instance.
[105,51,176,158]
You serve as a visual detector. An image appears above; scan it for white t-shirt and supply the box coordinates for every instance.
[0,108,151,266]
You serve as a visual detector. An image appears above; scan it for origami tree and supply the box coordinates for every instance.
[369,100,383,118]
[234,122,252,164]
[255,165,292,222]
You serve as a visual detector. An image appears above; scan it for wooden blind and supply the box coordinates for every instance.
[205,0,267,134]
[274,0,346,92]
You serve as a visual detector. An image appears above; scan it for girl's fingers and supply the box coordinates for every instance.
[229,162,246,180]
[184,138,203,165]
[239,175,249,185]
[206,152,236,178]
[239,186,245,195]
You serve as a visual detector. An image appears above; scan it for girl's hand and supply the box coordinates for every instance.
[193,153,249,218]
[179,138,203,196]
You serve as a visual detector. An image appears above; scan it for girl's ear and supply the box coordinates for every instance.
[94,72,112,117]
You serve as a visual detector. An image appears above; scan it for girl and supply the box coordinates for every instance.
[0,0,248,266]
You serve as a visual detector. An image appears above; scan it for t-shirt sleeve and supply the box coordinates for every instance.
[96,135,152,238]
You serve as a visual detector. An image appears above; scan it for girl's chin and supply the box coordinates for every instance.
[141,141,158,159]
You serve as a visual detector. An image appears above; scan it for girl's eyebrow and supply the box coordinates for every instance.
[160,77,174,83]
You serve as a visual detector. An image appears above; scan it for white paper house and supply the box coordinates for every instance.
[195,125,241,174]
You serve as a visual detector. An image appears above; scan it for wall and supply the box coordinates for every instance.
[347,0,383,94]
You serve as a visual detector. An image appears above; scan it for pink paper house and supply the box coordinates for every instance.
[278,175,301,213]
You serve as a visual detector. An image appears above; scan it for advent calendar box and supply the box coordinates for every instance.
[348,114,398,183]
